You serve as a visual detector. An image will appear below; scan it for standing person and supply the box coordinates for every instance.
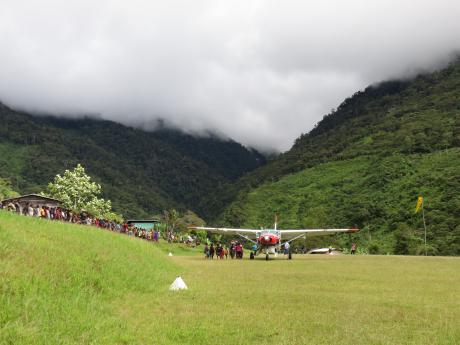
[219,245,225,259]
[204,244,209,259]
[14,201,21,215]
[230,242,236,259]
[235,242,243,259]
[209,244,215,259]
[351,243,357,255]
[284,242,290,255]
[224,246,229,259]
[7,201,16,212]
[285,242,293,260]
[27,204,34,217]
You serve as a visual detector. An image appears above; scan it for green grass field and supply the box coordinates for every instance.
[1,210,459,345]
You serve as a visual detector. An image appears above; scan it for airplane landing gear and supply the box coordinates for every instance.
[288,252,292,260]
[265,254,269,261]
[250,252,255,260]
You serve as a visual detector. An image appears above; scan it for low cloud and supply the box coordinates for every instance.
[1,0,459,151]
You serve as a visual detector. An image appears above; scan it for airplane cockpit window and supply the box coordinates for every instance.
[258,230,280,237]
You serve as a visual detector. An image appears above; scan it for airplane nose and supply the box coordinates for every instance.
[264,235,270,242]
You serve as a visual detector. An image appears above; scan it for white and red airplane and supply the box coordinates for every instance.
[189,217,359,260]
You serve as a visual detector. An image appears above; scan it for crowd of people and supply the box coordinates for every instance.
[203,240,245,259]
[3,201,97,224]
[2,201,256,256]
[2,200,357,256]
[0,199,167,242]
[1,201,215,251]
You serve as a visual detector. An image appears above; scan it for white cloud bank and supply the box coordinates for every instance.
[0,0,459,151]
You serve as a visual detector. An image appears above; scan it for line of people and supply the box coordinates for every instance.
[3,202,78,222]
[1,200,164,241]
[2,200,248,254]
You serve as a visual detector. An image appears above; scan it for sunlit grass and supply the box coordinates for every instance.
[1,210,459,344]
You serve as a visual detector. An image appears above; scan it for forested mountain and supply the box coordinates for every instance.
[1,58,459,255]
[215,59,460,255]
[0,105,266,218]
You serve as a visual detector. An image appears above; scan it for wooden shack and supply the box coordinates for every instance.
[1,194,62,209]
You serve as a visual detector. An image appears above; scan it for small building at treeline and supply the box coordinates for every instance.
[126,219,163,230]
[1,194,62,209]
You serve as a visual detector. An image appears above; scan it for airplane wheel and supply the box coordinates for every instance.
[250,252,254,260]
[265,254,269,261]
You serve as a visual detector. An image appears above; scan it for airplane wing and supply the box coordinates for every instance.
[188,226,259,239]
[280,228,359,240]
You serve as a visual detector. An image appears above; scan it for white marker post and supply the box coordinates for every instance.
[169,276,188,291]
[422,198,427,256]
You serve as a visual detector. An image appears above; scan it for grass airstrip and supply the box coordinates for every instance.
[1,210,459,345]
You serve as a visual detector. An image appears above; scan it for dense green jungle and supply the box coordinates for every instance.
[1,59,459,255]
[217,59,460,255]
[0,106,265,218]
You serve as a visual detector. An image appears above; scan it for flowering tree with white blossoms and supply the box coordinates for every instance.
[46,164,117,219]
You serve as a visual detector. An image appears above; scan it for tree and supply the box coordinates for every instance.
[393,223,422,255]
[176,210,206,232]
[0,178,19,200]
[163,209,179,233]
[45,164,115,219]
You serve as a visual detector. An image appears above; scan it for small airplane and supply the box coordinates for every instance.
[189,216,359,260]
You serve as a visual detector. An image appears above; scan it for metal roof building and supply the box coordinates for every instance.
[126,219,162,230]
[1,194,62,208]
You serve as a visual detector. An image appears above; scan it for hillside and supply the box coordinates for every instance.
[0,210,180,344]
[217,59,460,255]
[0,105,266,218]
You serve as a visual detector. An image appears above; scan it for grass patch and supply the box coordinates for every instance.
[0,211,180,344]
[1,211,459,344]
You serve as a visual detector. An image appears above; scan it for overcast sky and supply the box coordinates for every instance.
[1,0,459,151]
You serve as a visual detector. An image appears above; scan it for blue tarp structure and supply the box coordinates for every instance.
[126,219,161,230]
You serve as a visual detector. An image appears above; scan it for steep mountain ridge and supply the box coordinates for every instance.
[216,59,460,255]
[0,104,266,218]
[230,60,459,188]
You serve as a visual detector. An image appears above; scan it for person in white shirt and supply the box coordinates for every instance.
[284,242,290,255]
